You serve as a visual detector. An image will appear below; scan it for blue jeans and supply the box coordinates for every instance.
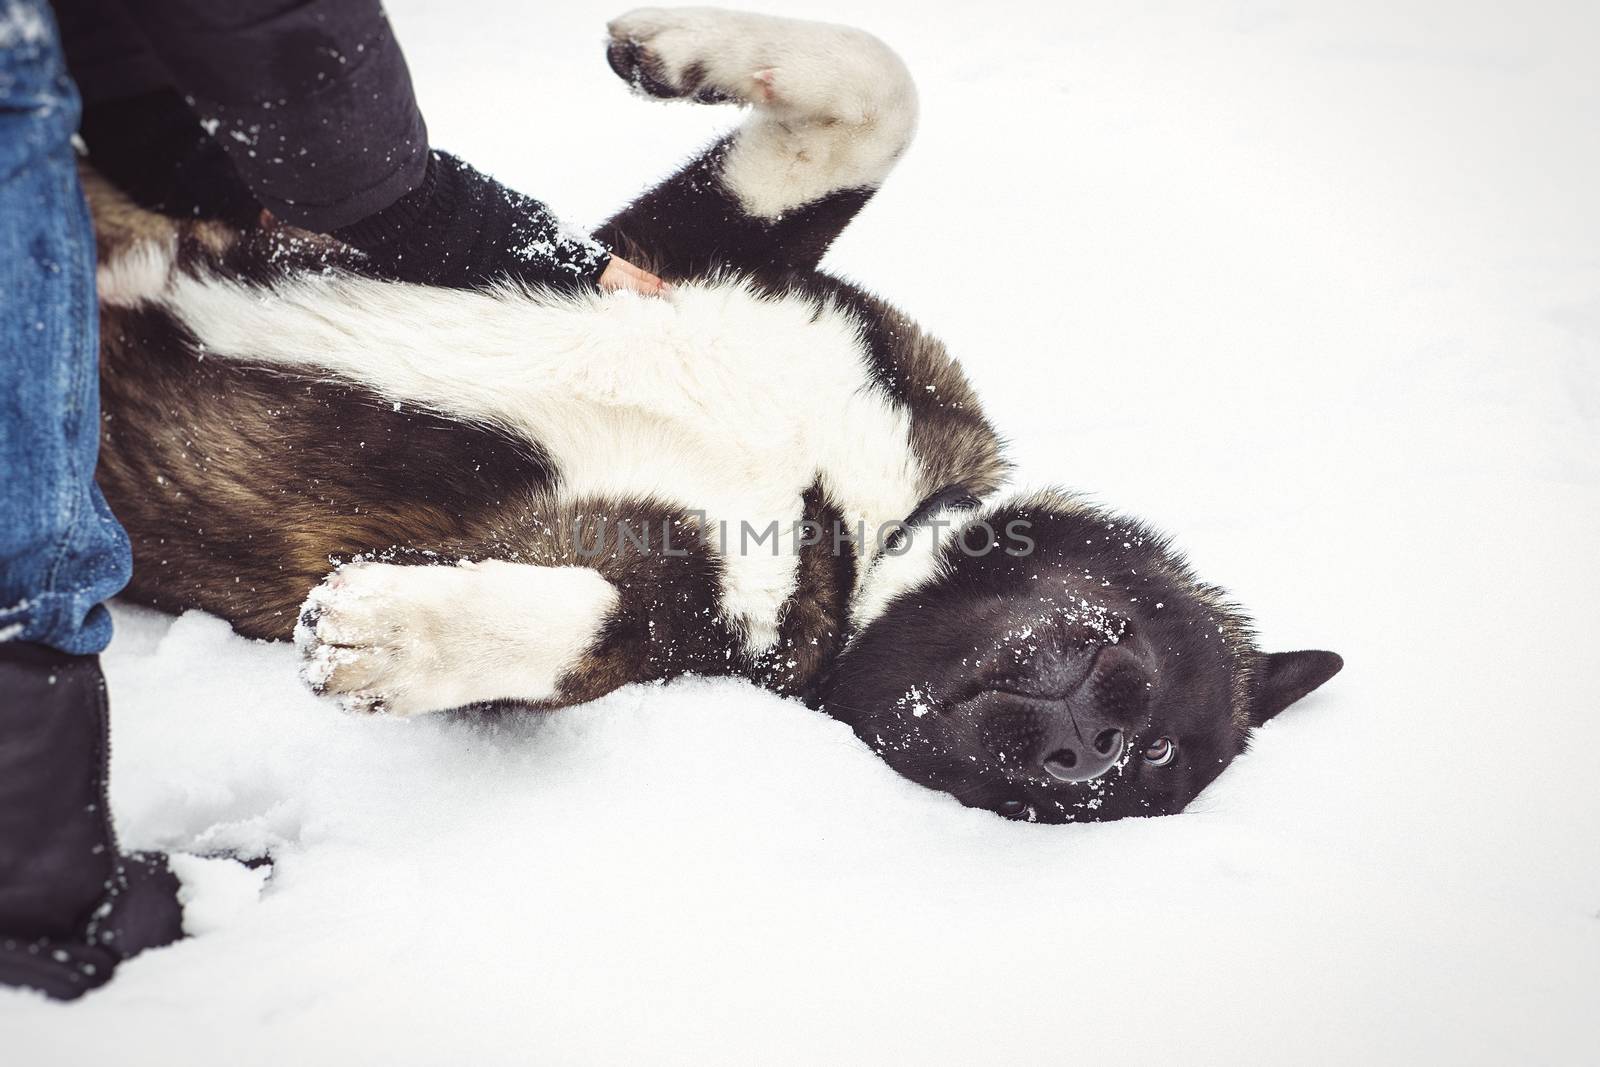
[0,1,130,655]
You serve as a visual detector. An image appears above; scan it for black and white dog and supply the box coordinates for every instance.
[89,7,1341,823]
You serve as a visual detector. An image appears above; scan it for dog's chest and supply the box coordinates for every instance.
[499,286,927,647]
[171,275,927,648]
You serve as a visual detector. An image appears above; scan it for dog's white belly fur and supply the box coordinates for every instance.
[162,272,924,649]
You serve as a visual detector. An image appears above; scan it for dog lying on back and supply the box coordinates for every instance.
[89,7,1341,823]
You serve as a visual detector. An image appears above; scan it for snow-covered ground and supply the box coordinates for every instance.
[8,0,1599,1062]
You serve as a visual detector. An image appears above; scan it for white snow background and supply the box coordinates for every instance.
[7,0,1599,1062]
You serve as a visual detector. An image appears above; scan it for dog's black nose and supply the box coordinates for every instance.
[976,641,1151,784]
[1041,727,1124,783]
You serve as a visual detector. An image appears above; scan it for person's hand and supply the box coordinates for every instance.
[331,151,629,294]
[599,256,671,296]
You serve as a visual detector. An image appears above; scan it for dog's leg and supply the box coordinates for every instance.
[596,7,917,278]
[293,490,751,715]
[296,561,622,716]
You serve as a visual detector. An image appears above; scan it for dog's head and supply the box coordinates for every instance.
[816,490,1342,822]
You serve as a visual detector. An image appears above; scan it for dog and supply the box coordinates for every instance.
[87,7,1342,823]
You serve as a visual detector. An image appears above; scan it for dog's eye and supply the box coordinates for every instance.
[996,799,1030,819]
[1142,737,1178,767]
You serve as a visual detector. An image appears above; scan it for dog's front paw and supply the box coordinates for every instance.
[294,559,621,718]
[606,9,727,102]
[603,8,913,139]
[606,8,787,105]
[294,562,467,718]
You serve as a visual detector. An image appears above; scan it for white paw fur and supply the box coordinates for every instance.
[608,6,918,218]
[295,560,619,717]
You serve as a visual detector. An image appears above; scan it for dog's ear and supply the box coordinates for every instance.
[1250,650,1343,726]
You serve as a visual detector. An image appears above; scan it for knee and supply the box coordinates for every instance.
[0,8,80,151]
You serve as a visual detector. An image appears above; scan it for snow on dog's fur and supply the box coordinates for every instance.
[90,7,1341,823]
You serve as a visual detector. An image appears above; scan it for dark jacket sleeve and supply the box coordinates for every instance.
[56,0,428,232]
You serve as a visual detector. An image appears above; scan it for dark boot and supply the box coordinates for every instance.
[0,642,184,999]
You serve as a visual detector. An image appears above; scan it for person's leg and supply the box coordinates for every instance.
[0,0,181,1000]
[0,5,126,653]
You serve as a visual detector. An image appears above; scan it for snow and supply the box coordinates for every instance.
[7,0,1600,1062]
